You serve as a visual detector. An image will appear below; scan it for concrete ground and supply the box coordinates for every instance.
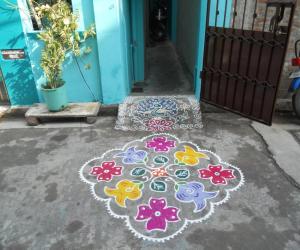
[0,107,300,250]
[134,41,194,95]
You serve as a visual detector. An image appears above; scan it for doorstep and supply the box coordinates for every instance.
[25,102,101,126]
[0,106,10,119]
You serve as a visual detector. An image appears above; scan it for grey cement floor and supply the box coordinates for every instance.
[133,41,194,96]
[0,109,300,250]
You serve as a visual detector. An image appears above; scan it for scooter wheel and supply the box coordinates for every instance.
[292,88,300,117]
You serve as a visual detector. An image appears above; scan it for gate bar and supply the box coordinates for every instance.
[240,0,258,113]
[216,0,229,104]
[249,4,269,116]
[259,3,281,119]
[223,0,238,106]
[232,0,248,109]
[208,0,220,101]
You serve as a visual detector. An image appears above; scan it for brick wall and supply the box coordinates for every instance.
[278,0,300,100]
[234,0,300,104]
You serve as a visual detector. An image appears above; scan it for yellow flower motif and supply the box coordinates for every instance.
[175,146,209,166]
[104,180,142,208]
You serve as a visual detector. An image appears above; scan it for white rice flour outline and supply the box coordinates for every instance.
[79,133,245,243]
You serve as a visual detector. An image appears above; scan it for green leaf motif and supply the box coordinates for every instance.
[175,169,190,179]
[151,181,166,192]
[133,181,144,190]
[131,168,146,177]
[138,183,144,190]
[153,155,169,164]
[174,181,187,191]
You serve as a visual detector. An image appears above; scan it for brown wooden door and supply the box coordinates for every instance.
[200,0,296,125]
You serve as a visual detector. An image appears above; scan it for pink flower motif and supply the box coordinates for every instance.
[146,119,174,132]
[199,164,236,185]
[90,161,122,182]
[146,137,176,152]
[136,198,180,231]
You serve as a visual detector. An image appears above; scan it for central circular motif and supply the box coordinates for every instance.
[154,211,161,217]
[80,134,245,242]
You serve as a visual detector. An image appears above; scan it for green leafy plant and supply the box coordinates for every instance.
[34,0,96,89]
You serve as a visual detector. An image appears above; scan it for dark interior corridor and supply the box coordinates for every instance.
[142,41,194,95]
[132,0,197,96]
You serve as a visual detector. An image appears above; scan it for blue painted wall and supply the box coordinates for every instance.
[0,0,102,105]
[23,0,102,103]
[209,0,232,27]
[0,0,38,106]
[0,0,233,106]
[122,0,134,89]
[92,0,132,104]
[130,0,145,82]
[26,33,102,103]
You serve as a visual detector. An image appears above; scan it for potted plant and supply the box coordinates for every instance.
[34,0,95,111]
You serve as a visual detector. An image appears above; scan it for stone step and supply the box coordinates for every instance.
[25,102,101,126]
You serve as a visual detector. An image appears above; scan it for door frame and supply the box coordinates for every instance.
[129,0,145,83]
[129,0,232,99]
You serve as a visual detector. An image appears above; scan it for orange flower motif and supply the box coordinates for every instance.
[151,168,169,177]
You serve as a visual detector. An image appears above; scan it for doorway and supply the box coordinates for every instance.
[130,0,203,96]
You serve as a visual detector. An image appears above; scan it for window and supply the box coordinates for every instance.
[26,0,73,31]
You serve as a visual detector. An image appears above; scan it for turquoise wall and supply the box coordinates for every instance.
[0,0,38,106]
[209,0,232,27]
[92,0,132,104]
[0,0,233,106]
[0,0,102,105]
[130,0,145,82]
[26,33,102,103]
[23,0,102,103]
[122,0,134,89]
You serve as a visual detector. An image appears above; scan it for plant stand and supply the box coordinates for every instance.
[25,102,100,126]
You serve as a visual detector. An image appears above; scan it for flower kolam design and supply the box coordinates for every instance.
[136,198,180,231]
[146,136,176,152]
[118,96,203,131]
[146,118,174,132]
[104,180,142,208]
[79,134,244,242]
[115,147,147,164]
[199,164,236,185]
[90,161,122,182]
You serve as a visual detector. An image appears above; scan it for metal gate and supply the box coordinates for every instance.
[200,0,296,125]
[0,68,9,104]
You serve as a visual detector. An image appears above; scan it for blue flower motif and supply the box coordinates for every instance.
[137,98,178,117]
[115,147,147,164]
[175,182,218,212]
